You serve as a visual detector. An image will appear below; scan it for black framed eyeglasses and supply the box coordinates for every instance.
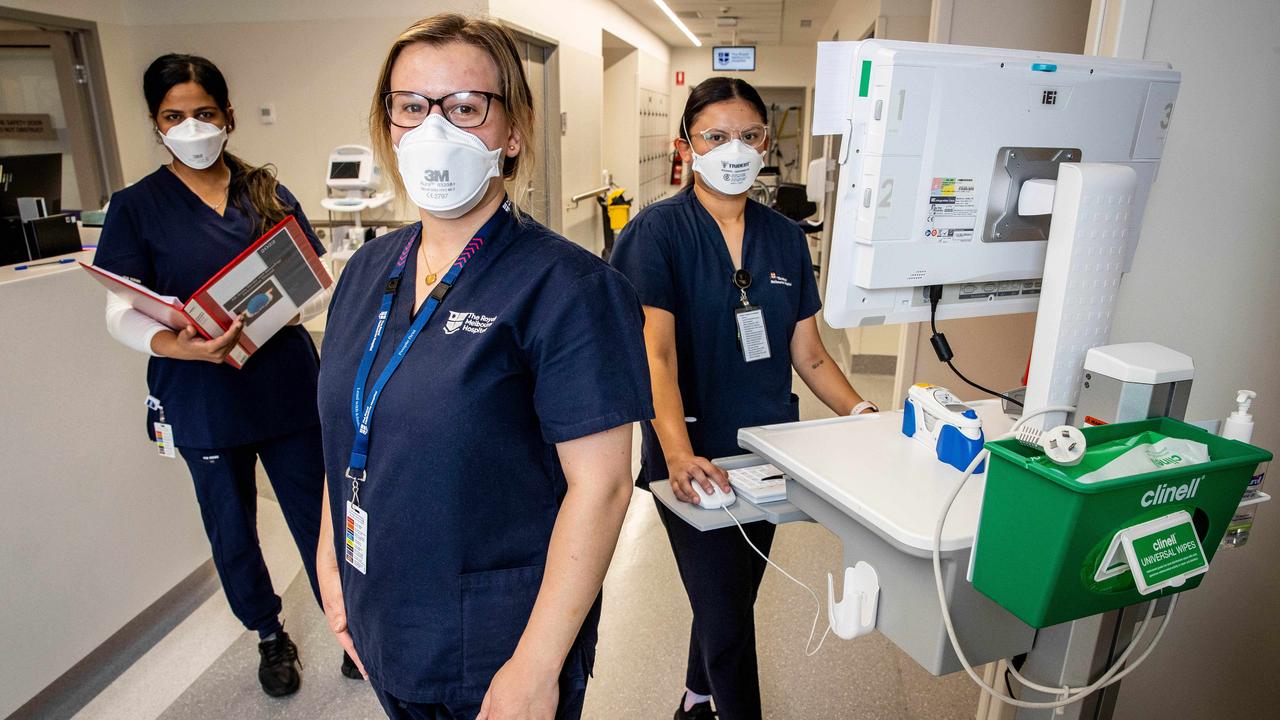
[382,90,506,130]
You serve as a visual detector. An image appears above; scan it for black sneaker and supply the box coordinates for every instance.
[257,631,301,697]
[674,699,717,719]
[340,651,364,680]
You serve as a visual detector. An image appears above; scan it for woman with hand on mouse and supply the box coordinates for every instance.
[610,77,875,720]
[314,14,652,720]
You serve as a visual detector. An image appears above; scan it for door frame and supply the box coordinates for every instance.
[0,6,123,208]
[501,22,561,233]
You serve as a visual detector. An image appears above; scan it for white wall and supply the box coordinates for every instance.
[489,0,670,254]
[819,0,880,42]
[1,0,128,24]
[878,0,932,41]
[667,43,819,137]
[111,10,477,217]
[930,0,1092,52]
[0,261,209,718]
[121,0,476,24]
[1101,1,1280,715]
[20,0,668,254]
[18,0,482,219]
[603,48,639,197]
[668,44,820,95]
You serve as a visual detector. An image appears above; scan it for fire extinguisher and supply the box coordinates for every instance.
[670,150,683,185]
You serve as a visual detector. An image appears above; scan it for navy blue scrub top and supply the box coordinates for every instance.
[93,167,324,450]
[610,188,821,485]
[317,202,653,704]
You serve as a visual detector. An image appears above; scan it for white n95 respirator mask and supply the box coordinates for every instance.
[691,139,764,196]
[158,117,228,170]
[394,114,503,219]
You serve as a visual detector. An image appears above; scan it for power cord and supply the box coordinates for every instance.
[925,284,1024,407]
[722,505,832,657]
[932,405,1178,709]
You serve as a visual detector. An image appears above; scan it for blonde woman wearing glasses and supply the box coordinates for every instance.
[314,14,652,720]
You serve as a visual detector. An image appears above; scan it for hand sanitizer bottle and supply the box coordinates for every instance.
[1221,389,1256,443]
[1221,390,1266,548]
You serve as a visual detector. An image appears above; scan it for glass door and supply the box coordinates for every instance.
[0,29,114,211]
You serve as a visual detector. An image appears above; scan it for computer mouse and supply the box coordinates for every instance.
[691,481,736,509]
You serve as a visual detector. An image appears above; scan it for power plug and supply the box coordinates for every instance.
[1015,424,1087,466]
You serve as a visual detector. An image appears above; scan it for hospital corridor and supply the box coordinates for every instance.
[2,1,1278,719]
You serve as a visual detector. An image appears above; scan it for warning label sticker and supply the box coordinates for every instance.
[926,177,976,243]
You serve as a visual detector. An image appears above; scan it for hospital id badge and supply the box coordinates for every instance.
[734,305,771,363]
[153,422,176,459]
[345,501,368,574]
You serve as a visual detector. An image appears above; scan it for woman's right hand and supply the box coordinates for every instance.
[318,555,367,679]
[666,453,731,505]
[152,317,244,363]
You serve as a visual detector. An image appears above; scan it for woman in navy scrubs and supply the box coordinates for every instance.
[315,14,652,720]
[94,54,347,697]
[610,78,877,720]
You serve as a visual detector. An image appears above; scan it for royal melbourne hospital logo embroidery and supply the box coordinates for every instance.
[444,311,469,335]
[444,311,497,335]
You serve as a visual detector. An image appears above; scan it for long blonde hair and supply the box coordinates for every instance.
[369,14,536,214]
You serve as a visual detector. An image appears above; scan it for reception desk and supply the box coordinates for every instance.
[0,251,210,717]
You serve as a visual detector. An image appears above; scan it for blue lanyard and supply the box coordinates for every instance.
[346,208,504,496]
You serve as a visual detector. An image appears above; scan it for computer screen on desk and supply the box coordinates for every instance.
[813,40,1180,328]
[0,153,62,218]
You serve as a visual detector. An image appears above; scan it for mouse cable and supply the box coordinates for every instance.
[722,506,831,657]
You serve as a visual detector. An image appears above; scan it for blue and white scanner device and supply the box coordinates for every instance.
[902,383,985,472]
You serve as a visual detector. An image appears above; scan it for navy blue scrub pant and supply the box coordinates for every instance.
[655,495,776,720]
[370,684,586,720]
[178,426,325,638]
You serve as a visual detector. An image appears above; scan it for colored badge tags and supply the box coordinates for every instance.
[154,422,176,459]
[345,501,368,574]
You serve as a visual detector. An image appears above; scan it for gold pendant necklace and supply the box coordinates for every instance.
[419,242,438,285]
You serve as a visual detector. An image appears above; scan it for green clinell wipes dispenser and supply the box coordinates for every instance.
[971,417,1271,628]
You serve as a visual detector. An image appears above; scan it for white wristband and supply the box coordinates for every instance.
[850,401,878,416]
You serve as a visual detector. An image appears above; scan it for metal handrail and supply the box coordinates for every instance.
[568,185,612,208]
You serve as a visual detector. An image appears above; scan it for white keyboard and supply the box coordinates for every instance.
[728,463,788,504]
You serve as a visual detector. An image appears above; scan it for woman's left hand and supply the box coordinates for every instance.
[476,653,559,720]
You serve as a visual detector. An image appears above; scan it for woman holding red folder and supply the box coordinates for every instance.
[93,54,353,697]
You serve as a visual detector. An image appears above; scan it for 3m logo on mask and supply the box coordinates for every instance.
[422,169,451,183]
[444,311,496,335]
[1140,476,1202,508]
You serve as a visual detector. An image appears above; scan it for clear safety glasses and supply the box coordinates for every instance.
[687,124,770,150]
[382,90,505,129]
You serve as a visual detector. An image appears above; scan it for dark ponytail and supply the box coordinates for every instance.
[143,54,288,233]
[677,77,769,192]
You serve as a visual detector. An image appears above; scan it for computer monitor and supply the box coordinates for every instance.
[325,145,380,192]
[815,40,1180,328]
[0,154,63,218]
